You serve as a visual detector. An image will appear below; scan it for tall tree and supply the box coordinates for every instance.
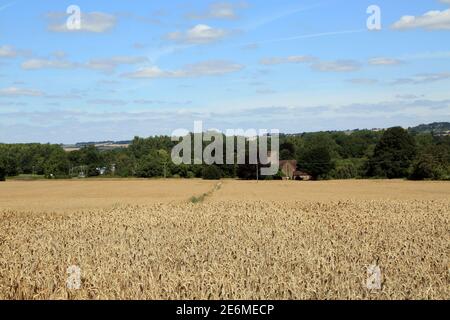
[367,127,416,178]
[44,149,70,177]
[298,146,334,180]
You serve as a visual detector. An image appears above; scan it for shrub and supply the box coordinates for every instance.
[202,165,222,180]
[330,160,359,179]
[272,169,285,180]
[410,154,445,180]
[186,171,196,179]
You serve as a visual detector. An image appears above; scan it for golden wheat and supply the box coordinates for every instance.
[0,180,448,300]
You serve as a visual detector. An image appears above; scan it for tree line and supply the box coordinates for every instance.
[1,127,449,181]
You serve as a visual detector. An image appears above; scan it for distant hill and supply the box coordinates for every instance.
[64,122,450,148]
[409,122,450,135]
[75,140,132,148]
[62,141,132,152]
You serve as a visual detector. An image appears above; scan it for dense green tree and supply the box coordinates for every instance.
[0,146,19,176]
[135,151,166,178]
[44,149,70,178]
[301,133,341,159]
[0,166,5,181]
[237,163,258,180]
[367,127,417,178]
[202,165,222,180]
[410,154,442,180]
[280,142,296,160]
[298,146,334,180]
[410,144,450,180]
[114,153,135,177]
[330,159,359,179]
[333,130,382,158]
[1,123,449,181]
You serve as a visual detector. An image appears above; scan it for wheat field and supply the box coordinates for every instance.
[0,180,448,299]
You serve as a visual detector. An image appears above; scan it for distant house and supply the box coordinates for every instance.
[293,171,312,181]
[279,160,297,179]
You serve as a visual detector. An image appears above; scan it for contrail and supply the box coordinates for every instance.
[244,1,329,32]
[236,29,367,48]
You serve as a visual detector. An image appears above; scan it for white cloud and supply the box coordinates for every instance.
[133,99,192,105]
[187,1,248,20]
[392,9,450,30]
[47,12,117,33]
[368,57,403,66]
[260,55,315,65]
[85,56,149,72]
[21,59,78,70]
[259,55,360,72]
[0,45,18,58]
[3,98,449,143]
[87,99,128,106]
[122,66,169,78]
[347,78,379,85]
[21,56,148,72]
[395,94,424,100]
[312,60,361,72]
[256,88,276,95]
[166,24,228,44]
[52,51,67,59]
[0,87,44,97]
[122,60,244,79]
[392,72,450,85]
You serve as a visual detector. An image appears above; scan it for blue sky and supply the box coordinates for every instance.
[0,0,450,143]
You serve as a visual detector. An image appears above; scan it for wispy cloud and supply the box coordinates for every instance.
[0,45,18,58]
[347,78,379,85]
[255,88,276,95]
[2,98,449,143]
[312,60,361,72]
[260,55,315,65]
[395,94,425,100]
[122,60,244,79]
[186,1,248,20]
[87,99,128,106]
[133,99,192,106]
[392,72,450,85]
[368,57,404,66]
[21,55,148,72]
[21,58,77,70]
[0,86,44,97]
[85,56,149,72]
[259,54,362,73]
